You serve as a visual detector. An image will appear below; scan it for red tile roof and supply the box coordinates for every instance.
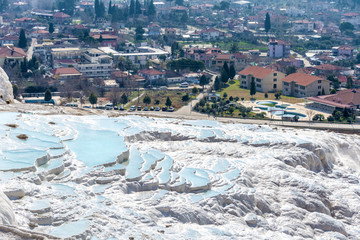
[238,66,277,79]
[53,12,70,18]
[15,17,35,22]
[0,46,26,58]
[307,89,360,108]
[282,73,323,86]
[51,67,81,75]
[139,69,164,76]
[313,64,343,71]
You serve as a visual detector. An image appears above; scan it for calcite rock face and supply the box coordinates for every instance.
[0,191,16,225]
[0,67,14,104]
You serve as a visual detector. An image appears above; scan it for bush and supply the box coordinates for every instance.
[327,115,334,122]
[264,92,268,98]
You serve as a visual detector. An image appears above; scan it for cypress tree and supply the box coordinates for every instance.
[229,65,236,79]
[223,62,229,75]
[250,79,256,96]
[44,89,52,101]
[129,0,135,16]
[18,29,27,49]
[49,22,54,34]
[265,12,271,34]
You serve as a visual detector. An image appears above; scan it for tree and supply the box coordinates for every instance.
[89,92,98,107]
[229,65,236,79]
[327,74,340,89]
[275,92,281,99]
[223,92,228,98]
[220,67,229,83]
[108,0,112,15]
[180,12,188,23]
[250,78,256,96]
[44,89,52,101]
[143,95,151,105]
[135,0,142,14]
[214,76,221,90]
[339,22,354,33]
[49,22,54,34]
[167,58,205,72]
[57,0,75,15]
[285,66,296,75]
[148,0,156,18]
[346,76,353,89]
[165,97,172,107]
[229,42,239,53]
[18,29,27,49]
[12,84,19,98]
[175,0,184,5]
[265,12,271,34]
[223,62,229,75]
[192,87,199,94]
[330,88,336,94]
[264,92,268,98]
[135,25,145,41]
[199,75,209,90]
[121,93,128,104]
[129,0,135,15]
[182,93,190,102]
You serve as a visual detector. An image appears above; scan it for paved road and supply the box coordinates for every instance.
[27,38,37,60]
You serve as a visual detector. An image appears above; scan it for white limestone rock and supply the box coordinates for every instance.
[0,191,16,225]
[0,67,14,104]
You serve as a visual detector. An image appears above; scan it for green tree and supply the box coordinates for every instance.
[223,92,228,98]
[327,74,340,89]
[135,0,142,14]
[180,12,188,23]
[214,76,221,90]
[346,76,353,89]
[18,29,27,49]
[49,22,54,34]
[12,84,19,98]
[129,0,135,16]
[220,67,229,83]
[89,92,98,107]
[165,97,172,107]
[143,95,151,105]
[339,22,354,33]
[285,66,296,75]
[108,0,112,15]
[44,89,52,101]
[57,0,75,15]
[135,25,145,41]
[265,12,271,34]
[148,0,156,18]
[229,42,239,53]
[192,87,199,94]
[229,65,236,79]
[250,78,256,96]
[275,92,281,99]
[182,93,190,102]
[121,93,128,104]
[330,88,336,94]
[199,75,209,90]
[223,62,229,75]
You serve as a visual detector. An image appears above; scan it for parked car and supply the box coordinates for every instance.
[150,106,154,111]
[162,106,168,111]
[129,105,136,111]
[179,82,189,88]
[120,106,125,111]
[137,106,142,111]
[168,107,175,112]
[155,107,160,111]
[144,107,149,111]
[114,106,118,110]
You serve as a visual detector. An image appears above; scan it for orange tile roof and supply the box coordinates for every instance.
[308,89,360,108]
[0,46,26,58]
[139,69,164,76]
[238,66,277,79]
[282,73,323,86]
[51,67,81,75]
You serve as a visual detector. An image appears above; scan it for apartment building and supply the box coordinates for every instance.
[282,73,330,97]
[238,66,285,93]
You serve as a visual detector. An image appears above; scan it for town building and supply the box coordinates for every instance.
[268,39,290,58]
[307,89,360,112]
[238,66,285,93]
[50,67,82,82]
[282,73,330,97]
[0,46,27,66]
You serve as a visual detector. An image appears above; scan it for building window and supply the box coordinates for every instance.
[256,84,261,88]
[295,90,299,93]
[318,86,321,89]
[284,82,289,86]
[274,73,277,76]
[273,84,277,88]
[273,78,277,82]
[300,86,305,90]
[318,80,321,83]
[256,78,261,82]
[242,75,246,79]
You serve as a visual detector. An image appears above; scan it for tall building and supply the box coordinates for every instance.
[268,39,290,58]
